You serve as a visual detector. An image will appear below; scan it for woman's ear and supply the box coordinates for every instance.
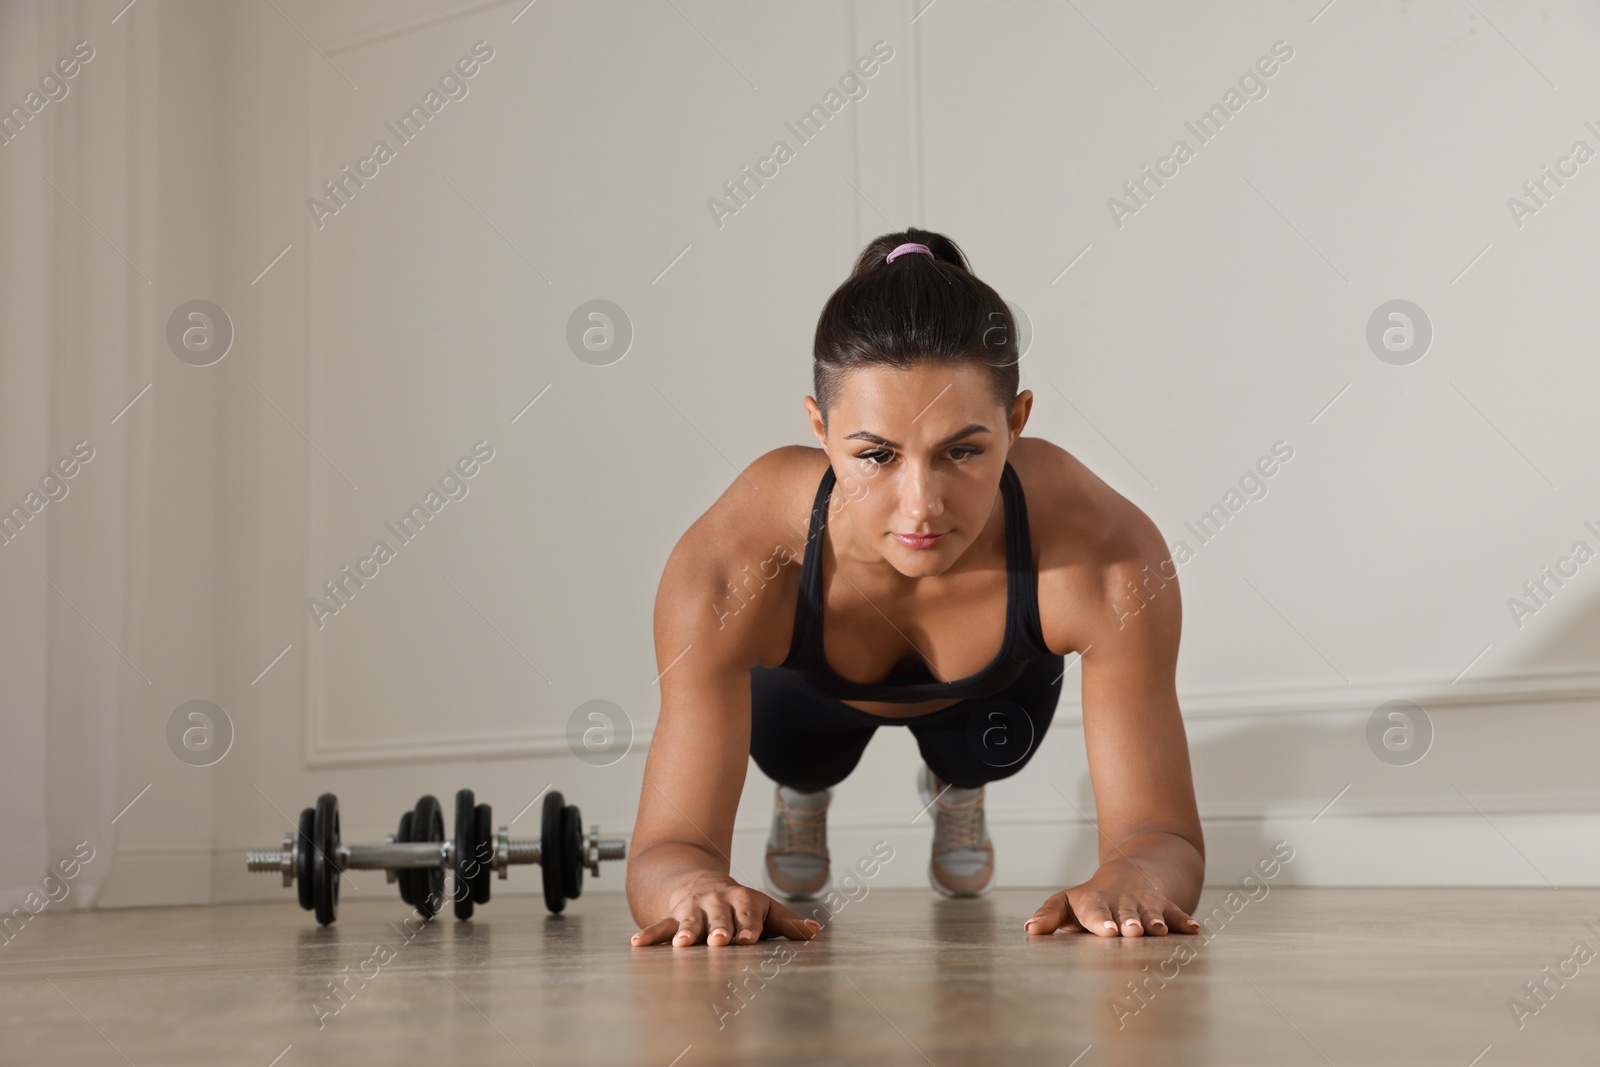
[1009,389,1033,441]
[804,395,828,447]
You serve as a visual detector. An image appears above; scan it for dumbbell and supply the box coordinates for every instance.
[245,788,627,925]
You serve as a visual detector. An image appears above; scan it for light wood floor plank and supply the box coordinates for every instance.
[2,888,1597,1066]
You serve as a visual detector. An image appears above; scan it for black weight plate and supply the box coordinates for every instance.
[295,807,315,911]
[541,791,565,913]
[313,793,341,925]
[561,804,582,901]
[412,794,445,919]
[472,802,492,905]
[395,810,416,906]
[453,789,476,921]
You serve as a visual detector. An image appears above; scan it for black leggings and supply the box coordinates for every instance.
[749,653,1067,792]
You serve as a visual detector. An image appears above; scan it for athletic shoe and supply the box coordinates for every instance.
[762,784,832,901]
[916,765,995,897]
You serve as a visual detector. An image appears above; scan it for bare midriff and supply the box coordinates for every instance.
[839,696,965,720]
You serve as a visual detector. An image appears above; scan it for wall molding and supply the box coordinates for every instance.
[1056,664,1600,724]
[318,0,520,55]
[812,791,1600,831]
[307,727,596,768]
[301,665,1600,767]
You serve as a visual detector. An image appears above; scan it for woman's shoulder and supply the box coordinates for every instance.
[669,445,821,562]
[1008,437,1175,651]
[744,444,829,525]
[654,445,826,668]
[1009,437,1156,542]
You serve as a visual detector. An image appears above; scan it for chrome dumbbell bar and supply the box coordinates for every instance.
[246,827,625,881]
[246,788,626,926]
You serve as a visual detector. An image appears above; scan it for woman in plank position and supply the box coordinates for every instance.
[627,229,1204,947]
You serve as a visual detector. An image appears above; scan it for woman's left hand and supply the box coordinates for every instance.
[1023,859,1202,937]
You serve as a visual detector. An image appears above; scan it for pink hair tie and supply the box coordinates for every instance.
[886,242,933,263]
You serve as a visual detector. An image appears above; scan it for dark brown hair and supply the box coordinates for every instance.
[811,228,1019,429]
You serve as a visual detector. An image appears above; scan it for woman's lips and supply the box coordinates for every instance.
[892,532,948,550]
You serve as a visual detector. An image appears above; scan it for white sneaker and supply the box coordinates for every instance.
[762,784,832,901]
[916,765,995,897]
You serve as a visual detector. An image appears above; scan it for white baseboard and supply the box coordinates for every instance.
[733,810,1600,891]
[101,804,1600,913]
[93,850,216,909]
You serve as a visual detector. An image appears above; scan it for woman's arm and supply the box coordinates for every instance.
[1027,495,1206,937]
[626,452,822,947]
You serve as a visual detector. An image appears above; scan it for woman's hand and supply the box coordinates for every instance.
[631,872,823,948]
[1023,859,1202,937]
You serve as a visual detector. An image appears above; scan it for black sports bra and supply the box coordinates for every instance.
[776,460,1055,703]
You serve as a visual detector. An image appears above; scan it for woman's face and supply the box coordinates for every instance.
[805,362,1031,578]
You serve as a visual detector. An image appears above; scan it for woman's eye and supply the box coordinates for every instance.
[858,447,979,464]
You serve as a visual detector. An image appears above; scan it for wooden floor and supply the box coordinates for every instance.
[2,887,1597,1066]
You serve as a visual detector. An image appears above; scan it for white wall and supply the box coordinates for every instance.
[1,0,224,911]
[5,0,1599,917]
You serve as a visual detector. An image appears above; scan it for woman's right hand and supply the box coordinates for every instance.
[630,872,823,948]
